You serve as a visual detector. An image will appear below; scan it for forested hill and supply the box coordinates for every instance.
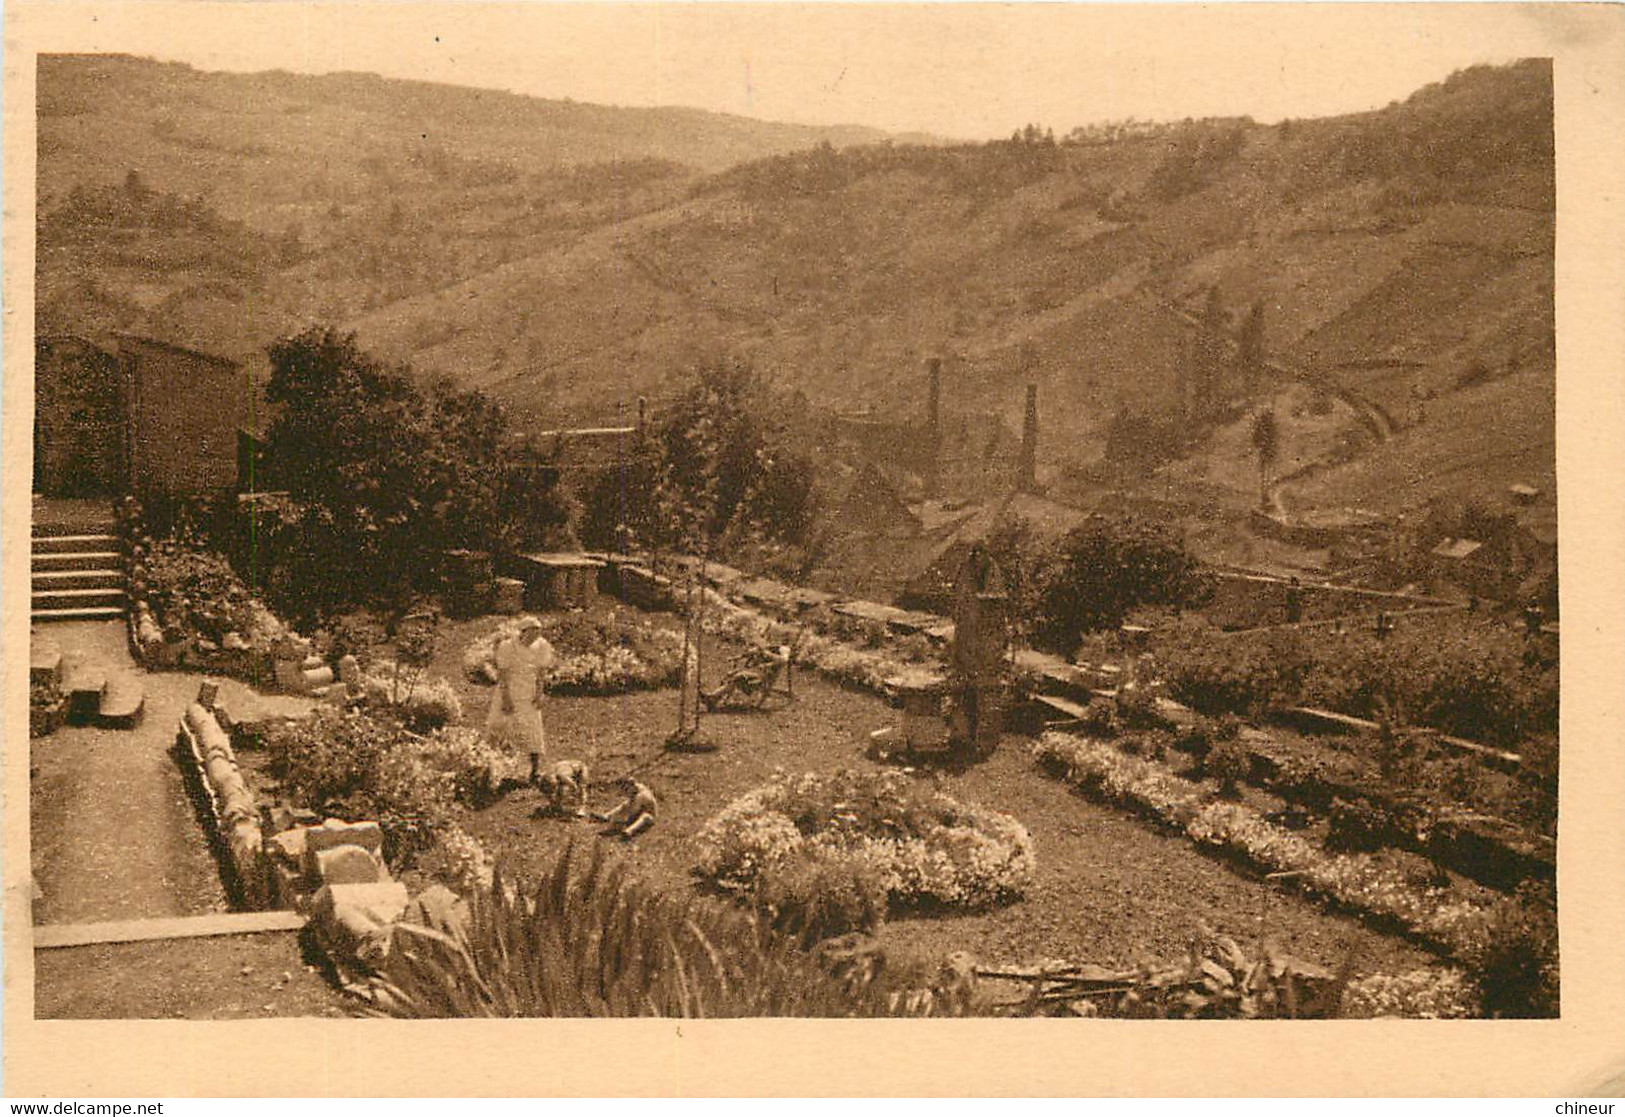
[34,52,922,359]
[37,55,1553,520]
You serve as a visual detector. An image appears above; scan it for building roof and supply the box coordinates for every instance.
[114,333,240,369]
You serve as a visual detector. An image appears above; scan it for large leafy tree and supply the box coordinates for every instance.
[1032,515,1211,655]
[260,327,571,618]
[581,359,816,555]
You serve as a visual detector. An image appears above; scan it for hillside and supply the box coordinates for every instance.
[36,56,1554,537]
[34,53,915,358]
[343,63,1554,506]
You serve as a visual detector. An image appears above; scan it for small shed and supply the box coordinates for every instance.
[518,553,605,611]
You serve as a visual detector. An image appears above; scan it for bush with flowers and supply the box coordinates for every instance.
[1341,968,1479,1019]
[462,611,685,695]
[357,662,465,730]
[694,768,1035,937]
[266,709,518,863]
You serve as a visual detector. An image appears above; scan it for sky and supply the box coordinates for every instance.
[25,2,1567,138]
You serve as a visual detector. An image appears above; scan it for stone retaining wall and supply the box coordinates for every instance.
[176,697,266,909]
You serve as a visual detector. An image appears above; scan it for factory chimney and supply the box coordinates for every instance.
[925,357,943,497]
[1019,382,1039,493]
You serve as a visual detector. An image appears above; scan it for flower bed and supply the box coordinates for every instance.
[1341,968,1479,1019]
[698,590,934,697]
[356,662,465,730]
[264,709,516,866]
[129,533,292,680]
[462,612,685,695]
[1163,717,1557,891]
[1033,733,1497,960]
[695,768,1035,941]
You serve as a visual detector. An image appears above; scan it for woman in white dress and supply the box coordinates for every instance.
[486,618,557,785]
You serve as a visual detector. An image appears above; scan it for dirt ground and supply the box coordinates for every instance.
[427,609,1439,978]
[29,619,347,1019]
[32,932,352,1019]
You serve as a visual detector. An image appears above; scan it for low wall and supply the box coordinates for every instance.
[176,698,266,909]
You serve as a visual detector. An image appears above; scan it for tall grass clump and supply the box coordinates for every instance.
[371,841,928,1018]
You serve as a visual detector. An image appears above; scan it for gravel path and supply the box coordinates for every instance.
[29,620,350,1019]
[29,620,229,924]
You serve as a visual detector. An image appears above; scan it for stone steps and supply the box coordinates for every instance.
[31,606,128,623]
[31,519,127,623]
[33,585,127,611]
[32,568,124,591]
[32,550,123,572]
[31,641,64,687]
[31,532,120,554]
[61,659,109,723]
[51,652,146,730]
[98,672,146,729]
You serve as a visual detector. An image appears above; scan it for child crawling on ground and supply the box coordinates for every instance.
[591,778,658,839]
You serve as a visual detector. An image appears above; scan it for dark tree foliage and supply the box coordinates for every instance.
[258,327,572,620]
[580,360,817,554]
[1032,515,1211,655]
[1235,299,1267,393]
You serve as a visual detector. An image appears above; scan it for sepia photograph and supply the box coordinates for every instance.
[4,0,1624,1098]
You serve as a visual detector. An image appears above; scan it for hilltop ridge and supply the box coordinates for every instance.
[36,55,1554,533]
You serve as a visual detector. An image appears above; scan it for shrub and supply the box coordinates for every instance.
[1080,700,1120,738]
[322,610,390,667]
[1175,714,1242,758]
[1326,797,1392,854]
[1031,515,1210,655]
[259,327,574,620]
[373,842,927,1018]
[1116,686,1173,731]
[1299,618,1557,748]
[264,708,507,863]
[144,534,259,643]
[1203,737,1253,797]
[1462,885,1559,1018]
[754,848,889,947]
[1163,627,1310,717]
[694,769,1035,925]
[358,663,464,731]
[578,360,818,553]
[409,727,520,810]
